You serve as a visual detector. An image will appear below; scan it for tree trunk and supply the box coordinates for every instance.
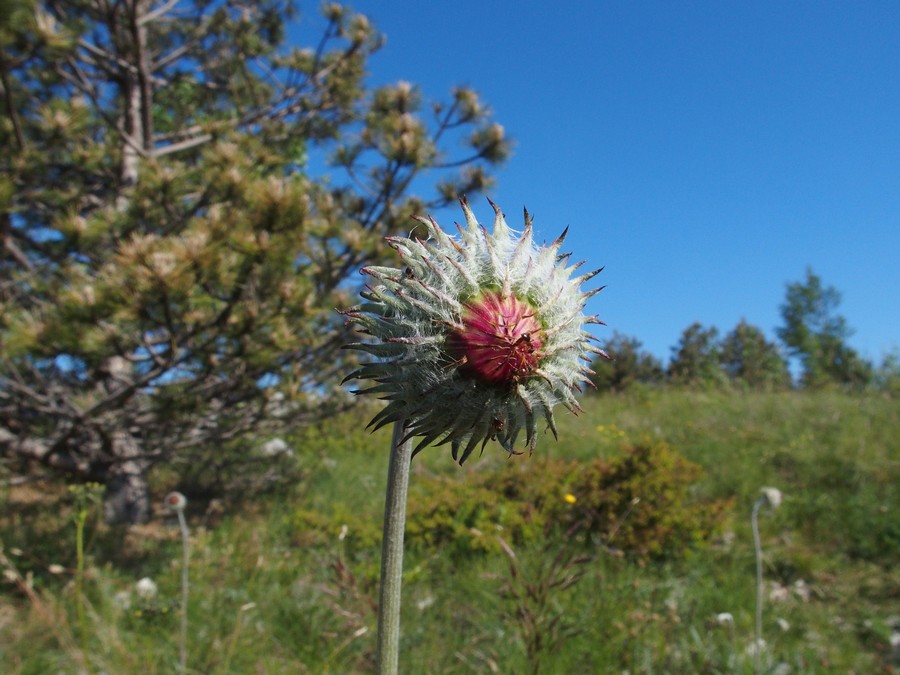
[104,4,153,525]
[102,429,151,525]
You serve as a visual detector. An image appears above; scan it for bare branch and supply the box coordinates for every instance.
[0,428,80,473]
[152,132,213,158]
[139,0,178,26]
[129,3,155,150]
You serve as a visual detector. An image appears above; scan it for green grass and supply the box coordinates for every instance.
[1,389,898,673]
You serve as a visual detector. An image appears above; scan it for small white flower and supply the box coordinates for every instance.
[715,612,735,625]
[760,486,783,509]
[792,579,811,602]
[48,564,65,575]
[745,638,767,657]
[776,617,790,632]
[416,594,435,611]
[769,581,790,602]
[135,577,158,600]
[338,524,349,541]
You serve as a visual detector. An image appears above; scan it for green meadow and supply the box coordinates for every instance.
[2,389,898,673]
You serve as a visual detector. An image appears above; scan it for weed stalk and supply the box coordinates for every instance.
[70,483,102,651]
[166,492,190,674]
[497,523,591,675]
[751,486,781,674]
[74,499,88,639]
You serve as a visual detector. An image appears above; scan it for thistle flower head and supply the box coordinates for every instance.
[164,491,187,513]
[341,198,607,464]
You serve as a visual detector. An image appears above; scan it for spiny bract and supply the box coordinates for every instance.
[341,197,607,464]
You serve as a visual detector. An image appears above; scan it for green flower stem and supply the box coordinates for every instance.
[751,497,764,675]
[74,506,88,643]
[376,419,413,675]
[176,507,190,674]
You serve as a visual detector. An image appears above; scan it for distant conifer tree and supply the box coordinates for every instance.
[590,332,664,392]
[668,323,725,387]
[776,269,872,388]
[719,320,790,389]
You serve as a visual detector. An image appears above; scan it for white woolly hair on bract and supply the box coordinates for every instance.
[341,197,606,464]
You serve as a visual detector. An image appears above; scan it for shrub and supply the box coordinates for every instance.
[405,441,731,561]
[560,441,733,559]
[404,460,571,556]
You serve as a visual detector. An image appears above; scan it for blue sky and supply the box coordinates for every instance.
[302,1,900,366]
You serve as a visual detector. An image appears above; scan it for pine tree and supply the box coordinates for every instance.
[776,269,872,388]
[719,320,790,389]
[0,1,508,522]
[668,322,724,387]
[590,331,664,392]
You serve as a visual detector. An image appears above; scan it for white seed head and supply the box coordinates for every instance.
[715,611,735,625]
[760,486,783,509]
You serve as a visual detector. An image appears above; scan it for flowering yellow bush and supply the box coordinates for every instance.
[405,441,730,560]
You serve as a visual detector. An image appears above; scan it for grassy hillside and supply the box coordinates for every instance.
[2,389,897,673]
